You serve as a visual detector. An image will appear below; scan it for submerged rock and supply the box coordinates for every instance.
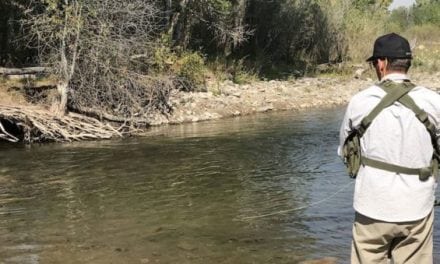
[299,257,338,264]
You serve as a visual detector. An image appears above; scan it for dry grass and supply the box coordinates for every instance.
[0,79,29,106]
[0,75,59,104]
[412,41,440,73]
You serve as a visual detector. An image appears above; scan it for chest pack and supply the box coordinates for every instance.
[343,80,440,181]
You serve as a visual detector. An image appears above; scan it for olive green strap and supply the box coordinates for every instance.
[398,93,440,180]
[380,81,437,151]
[358,81,412,136]
[361,156,432,181]
[398,94,438,140]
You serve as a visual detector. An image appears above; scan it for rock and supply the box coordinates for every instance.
[177,242,197,251]
[354,68,367,79]
[140,258,150,263]
[198,92,212,99]
[257,106,274,112]
[232,92,242,98]
[299,257,338,264]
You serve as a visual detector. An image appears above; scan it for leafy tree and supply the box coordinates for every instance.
[353,0,392,10]
[161,0,251,57]
[0,0,36,66]
[21,0,171,120]
[413,0,440,25]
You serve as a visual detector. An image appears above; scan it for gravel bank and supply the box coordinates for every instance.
[148,72,440,126]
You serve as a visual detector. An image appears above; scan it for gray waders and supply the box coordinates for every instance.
[343,80,440,182]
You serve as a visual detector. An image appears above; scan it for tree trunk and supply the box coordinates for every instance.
[50,81,68,116]
[0,2,11,64]
[171,0,191,48]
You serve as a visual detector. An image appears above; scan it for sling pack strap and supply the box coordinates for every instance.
[393,87,440,181]
[358,80,439,181]
[398,94,438,147]
[381,82,440,159]
[361,156,432,180]
[357,80,414,137]
[342,80,414,178]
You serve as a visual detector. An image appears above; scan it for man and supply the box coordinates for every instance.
[338,33,440,263]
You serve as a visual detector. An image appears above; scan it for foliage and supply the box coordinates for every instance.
[2,0,440,101]
[412,0,440,26]
[20,0,173,122]
[230,59,258,84]
[386,0,440,72]
[174,51,207,91]
[0,0,36,66]
[343,7,388,62]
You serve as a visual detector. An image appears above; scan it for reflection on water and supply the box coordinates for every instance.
[0,107,438,263]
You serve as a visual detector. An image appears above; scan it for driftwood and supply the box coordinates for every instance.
[69,105,152,124]
[0,105,122,143]
[0,67,51,76]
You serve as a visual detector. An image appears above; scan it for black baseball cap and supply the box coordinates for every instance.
[366,33,412,62]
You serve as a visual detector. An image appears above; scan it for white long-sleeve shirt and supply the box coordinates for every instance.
[338,73,440,222]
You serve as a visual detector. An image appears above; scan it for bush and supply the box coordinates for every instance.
[174,52,207,91]
[343,8,388,62]
[405,24,440,42]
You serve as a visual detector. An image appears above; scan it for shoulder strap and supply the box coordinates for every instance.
[398,94,437,141]
[359,80,439,181]
[398,93,440,179]
[376,80,438,152]
[357,80,413,136]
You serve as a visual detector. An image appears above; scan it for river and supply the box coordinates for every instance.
[0,107,439,263]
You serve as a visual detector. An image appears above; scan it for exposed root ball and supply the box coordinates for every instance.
[0,105,121,143]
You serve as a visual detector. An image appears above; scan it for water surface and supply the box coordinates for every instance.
[0,107,439,263]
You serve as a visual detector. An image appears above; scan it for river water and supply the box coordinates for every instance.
[0,107,439,264]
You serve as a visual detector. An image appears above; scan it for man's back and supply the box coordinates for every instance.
[339,73,440,222]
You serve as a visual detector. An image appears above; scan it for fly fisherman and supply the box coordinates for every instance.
[338,33,440,263]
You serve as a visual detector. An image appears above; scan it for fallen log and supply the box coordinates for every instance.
[0,67,51,76]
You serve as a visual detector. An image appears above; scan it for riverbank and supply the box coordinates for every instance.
[1,71,439,142]
[148,71,440,126]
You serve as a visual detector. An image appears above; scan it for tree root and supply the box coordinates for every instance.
[68,105,152,125]
[0,105,122,143]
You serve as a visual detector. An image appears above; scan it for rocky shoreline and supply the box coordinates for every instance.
[148,71,440,126]
[1,71,439,143]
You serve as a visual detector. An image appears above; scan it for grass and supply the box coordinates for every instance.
[0,76,58,106]
[412,41,440,73]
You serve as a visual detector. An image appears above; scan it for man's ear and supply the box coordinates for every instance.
[378,58,387,73]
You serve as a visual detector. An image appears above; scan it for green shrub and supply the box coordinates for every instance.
[231,59,258,84]
[343,8,388,62]
[175,52,207,91]
[405,24,440,42]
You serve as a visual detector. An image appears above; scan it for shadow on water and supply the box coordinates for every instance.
[0,106,439,263]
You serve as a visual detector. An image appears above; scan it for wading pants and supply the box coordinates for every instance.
[351,210,434,264]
